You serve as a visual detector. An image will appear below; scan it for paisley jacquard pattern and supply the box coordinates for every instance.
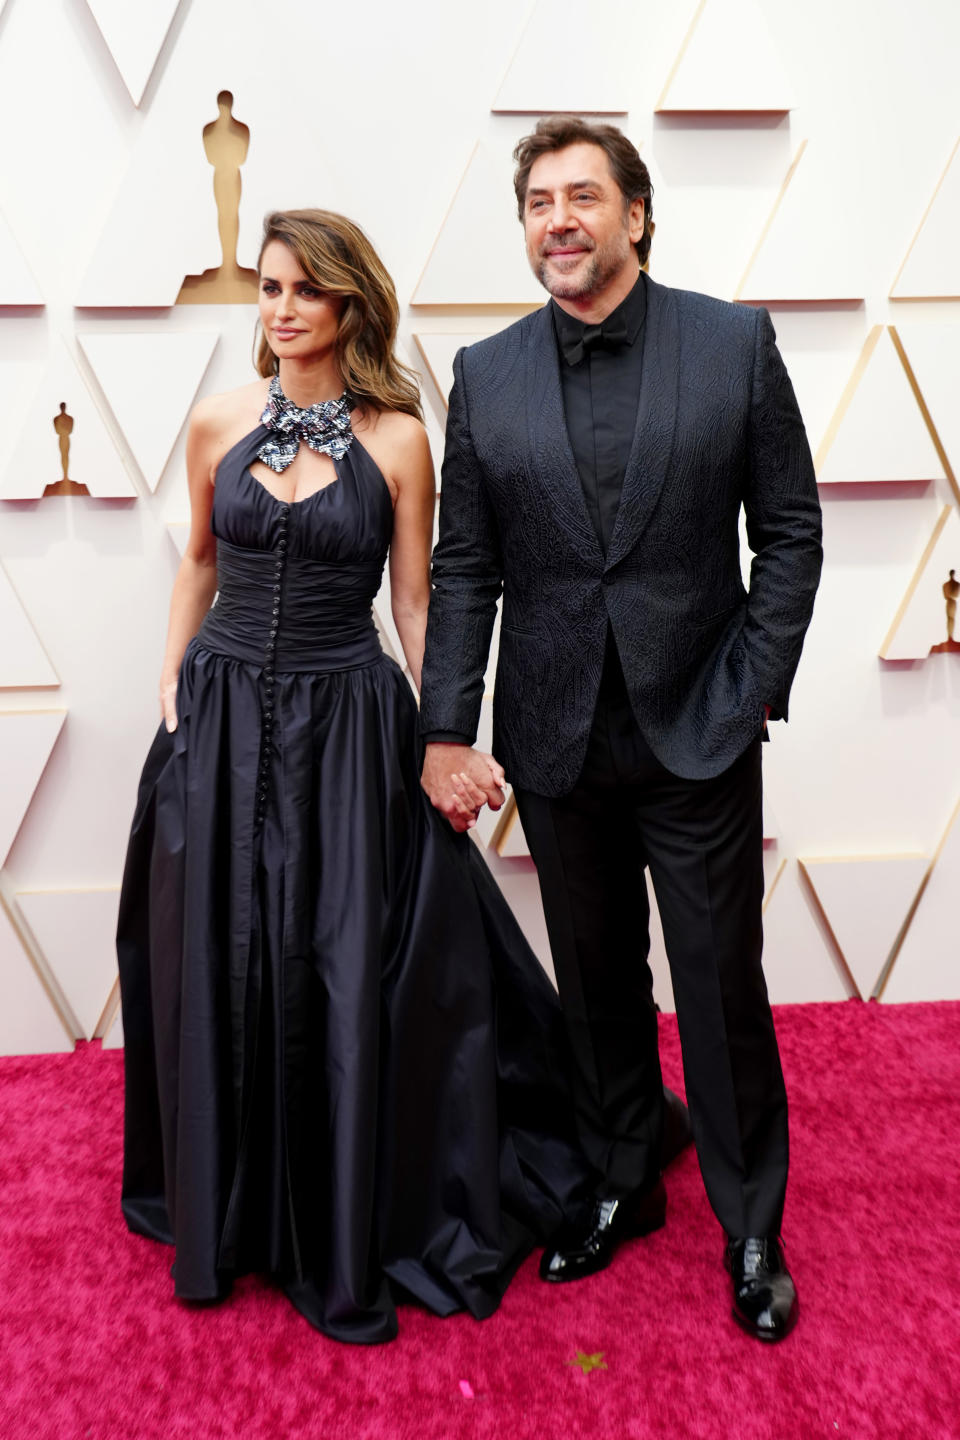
[256,376,355,472]
[420,274,823,795]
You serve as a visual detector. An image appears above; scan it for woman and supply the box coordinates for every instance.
[117,209,593,1344]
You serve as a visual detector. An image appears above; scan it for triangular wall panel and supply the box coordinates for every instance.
[892,324,960,504]
[891,139,960,301]
[736,142,864,302]
[799,855,929,999]
[657,0,794,112]
[880,505,960,660]
[0,206,43,304]
[760,860,852,1003]
[16,888,120,1041]
[0,340,137,499]
[0,711,67,867]
[412,142,545,305]
[0,897,73,1056]
[102,998,124,1050]
[492,0,632,113]
[815,327,947,484]
[881,799,960,1002]
[413,333,487,409]
[83,0,183,106]
[0,561,60,689]
[78,331,218,491]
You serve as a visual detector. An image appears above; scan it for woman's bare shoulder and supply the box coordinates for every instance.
[191,379,269,436]
[356,407,429,459]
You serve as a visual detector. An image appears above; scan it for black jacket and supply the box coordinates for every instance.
[420,274,823,795]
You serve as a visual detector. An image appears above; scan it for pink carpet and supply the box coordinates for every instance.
[2,1002,958,1439]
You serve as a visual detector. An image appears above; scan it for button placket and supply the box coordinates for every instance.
[255,505,289,829]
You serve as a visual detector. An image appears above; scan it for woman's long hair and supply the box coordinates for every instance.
[255,209,422,420]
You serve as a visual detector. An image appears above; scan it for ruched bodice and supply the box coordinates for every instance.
[196,425,392,672]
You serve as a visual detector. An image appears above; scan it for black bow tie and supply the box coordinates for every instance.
[561,315,630,366]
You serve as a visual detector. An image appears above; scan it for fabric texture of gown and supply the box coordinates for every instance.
[117,422,593,1343]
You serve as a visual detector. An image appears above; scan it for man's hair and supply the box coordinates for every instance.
[512,116,654,267]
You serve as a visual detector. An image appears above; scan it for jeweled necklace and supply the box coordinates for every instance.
[256,375,355,473]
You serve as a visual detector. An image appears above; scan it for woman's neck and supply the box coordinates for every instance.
[276,355,344,407]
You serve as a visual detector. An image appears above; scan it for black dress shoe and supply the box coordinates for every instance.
[662,1087,693,1167]
[725,1236,798,1342]
[540,1179,667,1282]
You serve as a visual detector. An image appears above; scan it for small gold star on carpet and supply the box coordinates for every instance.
[566,1351,608,1375]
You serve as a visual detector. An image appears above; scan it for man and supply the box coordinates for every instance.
[419,116,822,1343]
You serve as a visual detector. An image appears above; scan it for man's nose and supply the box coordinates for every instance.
[548,198,576,231]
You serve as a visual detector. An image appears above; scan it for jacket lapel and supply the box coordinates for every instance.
[605,276,680,571]
[523,305,604,566]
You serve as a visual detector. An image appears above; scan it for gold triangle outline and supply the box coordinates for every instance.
[812,324,953,487]
[0,562,61,690]
[656,0,708,112]
[411,142,480,306]
[489,0,539,113]
[874,794,960,999]
[887,326,960,506]
[412,333,457,410]
[761,855,787,915]
[732,140,807,302]
[890,137,960,301]
[796,856,929,1001]
[878,504,951,659]
[0,883,78,1045]
[796,861,861,998]
[655,0,792,114]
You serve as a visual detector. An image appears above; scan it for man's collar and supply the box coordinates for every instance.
[552,272,647,366]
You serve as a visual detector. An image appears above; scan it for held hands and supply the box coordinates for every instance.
[421,742,506,833]
[160,676,178,734]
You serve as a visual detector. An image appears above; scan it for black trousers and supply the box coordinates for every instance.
[514,648,788,1239]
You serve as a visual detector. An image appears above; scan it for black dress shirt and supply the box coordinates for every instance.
[551,271,647,553]
[423,273,647,745]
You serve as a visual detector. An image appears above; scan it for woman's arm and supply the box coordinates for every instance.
[384,418,435,694]
[159,400,222,731]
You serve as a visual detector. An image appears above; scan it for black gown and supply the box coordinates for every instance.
[117,423,593,1343]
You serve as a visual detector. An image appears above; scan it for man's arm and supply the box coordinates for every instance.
[741,308,823,721]
[420,347,507,829]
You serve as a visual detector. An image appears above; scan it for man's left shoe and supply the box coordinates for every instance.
[663,1087,693,1167]
[725,1236,798,1342]
[539,1178,667,1283]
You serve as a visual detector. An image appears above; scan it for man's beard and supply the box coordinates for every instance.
[535,234,628,300]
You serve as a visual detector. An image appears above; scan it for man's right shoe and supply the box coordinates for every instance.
[539,1178,666,1283]
[725,1235,798,1342]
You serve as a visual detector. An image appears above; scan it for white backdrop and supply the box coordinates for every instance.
[1,0,959,1054]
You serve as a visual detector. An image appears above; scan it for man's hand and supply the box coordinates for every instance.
[421,742,506,833]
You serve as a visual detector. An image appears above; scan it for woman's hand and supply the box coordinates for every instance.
[160,675,178,733]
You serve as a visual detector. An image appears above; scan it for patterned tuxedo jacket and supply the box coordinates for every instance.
[419,273,823,796]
